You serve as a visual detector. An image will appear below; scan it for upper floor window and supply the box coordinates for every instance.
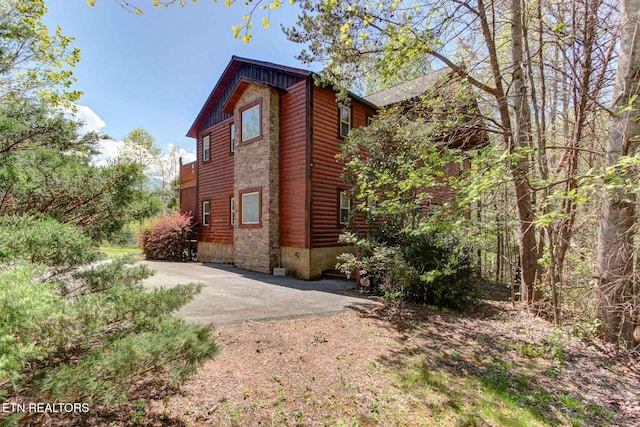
[230,123,235,153]
[202,201,211,226]
[202,134,210,162]
[339,105,351,138]
[241,102,261,143]
[339,190,351,224]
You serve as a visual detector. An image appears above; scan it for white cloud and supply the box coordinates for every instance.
[170,144,196,164]
[68,104,117,166]
[92,138,123,167]
[74,104,106,134]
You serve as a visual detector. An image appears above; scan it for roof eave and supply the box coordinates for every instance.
[186,56,311,138]
[308,71,379,110]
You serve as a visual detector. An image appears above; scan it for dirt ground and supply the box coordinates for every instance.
[135,298,640,427]
[22,294,640,426]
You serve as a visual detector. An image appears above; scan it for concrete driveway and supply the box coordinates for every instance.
[141,261,379,325]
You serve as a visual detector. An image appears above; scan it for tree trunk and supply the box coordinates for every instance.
[595,0,640,348]
[510,0,540,305]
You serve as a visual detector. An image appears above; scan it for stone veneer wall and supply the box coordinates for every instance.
[197,241,233,263]
[233,85,280,273]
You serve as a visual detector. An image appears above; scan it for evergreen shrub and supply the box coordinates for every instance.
[0,216,218,416]
[0,215,101,268]
[401,230,479,308]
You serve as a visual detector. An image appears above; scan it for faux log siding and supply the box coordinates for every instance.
[198,118,234,244]
[280,80,308,247]
[310,86,375,247]
[428,161,461,206]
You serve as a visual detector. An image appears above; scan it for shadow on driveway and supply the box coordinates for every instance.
[141,261,380,325]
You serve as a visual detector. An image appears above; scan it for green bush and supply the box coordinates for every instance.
[41,318,219,404]
[337,235,419,313]
[337,230,479,310]
[0,217,219,410]
[0,265,68,388]
[141,213,193,261]
[1,258,218,403]
[401,230,479,308]
[0,215,101,268]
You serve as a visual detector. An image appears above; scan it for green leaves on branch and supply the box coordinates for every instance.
[41,317,218,404]
[0,100,157,240]
[0,98,97,156]
[0,215,101,268]
[0,0,81,105]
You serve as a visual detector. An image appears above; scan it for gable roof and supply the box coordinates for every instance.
[186,56,311,138]
[365,67,451,107]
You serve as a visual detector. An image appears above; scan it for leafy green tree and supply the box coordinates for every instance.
[0,0,81,105]
[0,97,96,156]
[336,84,481,309]
[284,0,544,304]
[167,175,181,211]
[284,0,620,325]
[0,98,159,240]
[117,127,161,171]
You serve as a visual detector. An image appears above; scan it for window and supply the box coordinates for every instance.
[202,201,211,226]
[424,199,438,216]
[339,190,351,224]
[202,134,210,162]
[241,191,261,225]
[241,103,261,143]
[230,197,235,225]
[230,123,235,153]
[339,105,351,138]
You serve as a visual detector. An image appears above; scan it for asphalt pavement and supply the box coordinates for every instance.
[141,261,379,325]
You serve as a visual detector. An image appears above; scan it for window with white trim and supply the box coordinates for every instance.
[202,201,211,226]
[230,197,235,225]
[339,105,351,138]
[202,134,210,162]
[339,190,351,224]
[230,123,235,153]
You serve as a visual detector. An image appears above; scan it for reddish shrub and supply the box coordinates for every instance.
[141,213,192,261]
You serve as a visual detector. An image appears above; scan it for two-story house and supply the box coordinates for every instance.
[179,56,483,279]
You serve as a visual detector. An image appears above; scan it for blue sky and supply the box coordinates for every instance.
[43,0,313,160]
